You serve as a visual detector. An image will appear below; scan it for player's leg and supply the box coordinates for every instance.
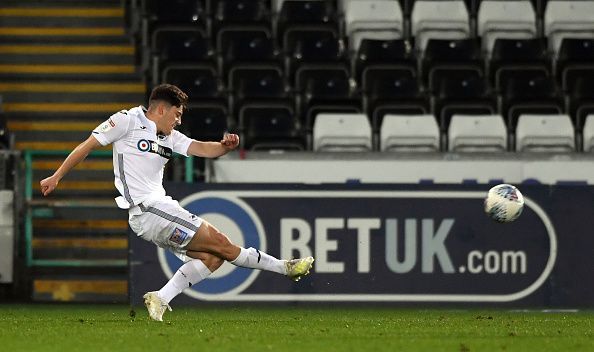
[144,251,223,321]
[184,220,314,280]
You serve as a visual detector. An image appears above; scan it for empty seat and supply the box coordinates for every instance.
[582,114,594,151]
[380,114,440,152]
[515,114,575,152]
[489,38,549,91]
[277,0,337,43]
[212,0,271,35]
[183,103,229,142]
[353,38,415,83]
[433,74,495,132]
[229,66,290,119]
[567,76,594,131]
[411,0,470,51]
[477,0,537,56]
[421,38,482,90]
[150,27,212,84]
[344,0,403,51]
[285,29,344,79]
[501,75,563,130]
[240,104,304,150]
[556,38,594,91]
[217,28,278,75]
[144,0,207,26]
[545,1,594,55]
[448,114,507,152]
[313,113,372,151]
[162,65,224,103]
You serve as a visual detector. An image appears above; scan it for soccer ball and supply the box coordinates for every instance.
[484,184,524,223]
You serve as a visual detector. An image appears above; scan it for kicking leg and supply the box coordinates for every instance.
[185,220,314,279]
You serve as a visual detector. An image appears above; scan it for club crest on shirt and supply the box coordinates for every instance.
[169,227,188,245]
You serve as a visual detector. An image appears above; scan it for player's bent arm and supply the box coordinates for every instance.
[39,135,103,196]
[187,133,239,158]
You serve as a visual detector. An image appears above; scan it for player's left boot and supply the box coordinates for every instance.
[143,291,171,321]
[285,257,314,281]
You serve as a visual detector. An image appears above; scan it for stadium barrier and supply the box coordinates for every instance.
[130,183,594,307]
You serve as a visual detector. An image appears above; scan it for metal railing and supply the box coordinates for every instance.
[23,149,194,267]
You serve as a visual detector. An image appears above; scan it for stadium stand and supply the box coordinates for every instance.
[380,114,440,152]
[131,0,594,154]
[447,114,507,152]
[515,114,575,152]
[313,112,372,151]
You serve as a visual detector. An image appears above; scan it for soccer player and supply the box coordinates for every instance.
[39,84,314,321]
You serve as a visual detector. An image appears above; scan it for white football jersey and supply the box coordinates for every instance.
[92,106,193,209]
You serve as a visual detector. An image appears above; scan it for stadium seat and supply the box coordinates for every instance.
[277,0,337,45]
[344,0,403,51]
[150,27,212,85]
[212,0,271,36]
[228,66,290,120]
[489,38,549,92]
[500,75,563,131]
[363,70,428,131]
[183,103,230,142]
[567,76,594,132]
[285,29,344,81]
[582,114,594,151]
[477,0,537,57]
[545,1,594,55]
[556,38,594,91]
[515,114,575,152]
[448,114,507,152]
[240,104,305,150]
[162,65,225,104]
[352,38,416,83]
[217,27,278,76]
[411,0,470,51]
[143,0,207,27]
[433,74,496,133]
[421,38,482,91]
[299,66,361,130]
[313,113,372,151]
[380,114,440,152]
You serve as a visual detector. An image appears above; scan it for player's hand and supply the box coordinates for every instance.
[40,175,59,196]
[221,133,239,150]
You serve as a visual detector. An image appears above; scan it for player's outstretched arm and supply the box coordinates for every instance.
[40,135,102,196]
[187,133,239,158]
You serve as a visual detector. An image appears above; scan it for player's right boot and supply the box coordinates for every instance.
[285,256,315,282]
[143,291,172,321]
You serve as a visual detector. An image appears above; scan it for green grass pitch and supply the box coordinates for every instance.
[0,305,592,351]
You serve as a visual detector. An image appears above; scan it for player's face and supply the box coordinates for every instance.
[160,104,183,135]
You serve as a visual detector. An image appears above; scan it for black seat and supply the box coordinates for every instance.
[295,64,360,128]
[285,29,344,81]
[183,103,229,142]
[212,0,271,35]
[500,76,563,130]
[240,104,305,150]
[217,27,278,75]
[144,0,207,26]
[277,0,337,44]
[489,38,549,92]
[433,74,495,132]
[363,68,428,130]
[422,38,483,92]
[229,66,290,120]
[557,38,594,91]
[162,65,225,104]
[568,76,594,131]
[151,27,212,83]
[353,38,416,83]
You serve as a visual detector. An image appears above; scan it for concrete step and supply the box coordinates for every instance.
[8,120,102,132]
[0,64,140,80]
[0,82,144,103]
[3,102,138,114]
[32,277,127,302]
[0,44,136,65]
[33,218,127,235]
[0,7,124,27]
[0,26,128,43]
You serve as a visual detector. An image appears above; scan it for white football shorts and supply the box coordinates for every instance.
[128,196,203,261]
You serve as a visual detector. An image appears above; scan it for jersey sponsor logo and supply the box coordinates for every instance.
[169,227,189,245]
[108,118,116,127]
[137,139,173,159]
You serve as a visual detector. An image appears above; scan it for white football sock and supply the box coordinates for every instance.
[157,259,212,303]
[230,247,287,275]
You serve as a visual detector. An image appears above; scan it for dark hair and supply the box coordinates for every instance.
[149,84,188,111]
